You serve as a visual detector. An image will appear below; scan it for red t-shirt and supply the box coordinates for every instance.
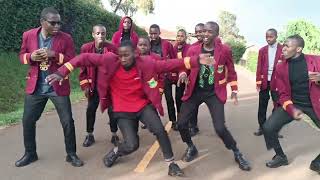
[110,65,149,112]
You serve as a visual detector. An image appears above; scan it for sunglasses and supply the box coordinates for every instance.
[46,20,62,26]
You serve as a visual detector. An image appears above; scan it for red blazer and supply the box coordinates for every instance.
[256,43,283,91]
[19,27,75,96]
[56,53,195,115]
[183,37,238,104]
[276,54,320,120]
[78,41,117,91]
[111,16,139,47]
[168,43,191,83]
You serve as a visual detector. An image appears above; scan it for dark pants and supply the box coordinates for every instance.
[177,88,237,150]
[86,89,118,133]
[258,81,278,128]
[164,78,184,122]
[22,94,76,155]
[263,105,320,150]
[113,104,174,161]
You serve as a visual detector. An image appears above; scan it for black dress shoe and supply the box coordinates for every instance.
[66,154,84,167]
[171,122,178,131]
[254,128,263,136]
[190,127,200,137]
[103,149,120,167]
[310,155,320,173]
[182,145,198,162]
[111,135,120,146]
[266,155,289,168]
[168,162,184,177]
[234,152,251,171]
[15,152,38,167]
[82,134,95,147]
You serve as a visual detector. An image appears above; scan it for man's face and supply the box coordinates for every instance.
[203,23,218,45]
[176,31,187,45]
[195,25,204,41]
[123,18,132,30]
[137,38,150,55]
[118,46,135,67]
[282,39,301,59]
[149,28,160,41]
[92,26,106,45]
[41,13,61,36]
[266,31,277,45]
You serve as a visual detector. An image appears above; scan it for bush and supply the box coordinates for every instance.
[0,0,147,52]
[246,51,258,73]
[225,39,247,64]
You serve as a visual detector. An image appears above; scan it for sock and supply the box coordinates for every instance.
[113,146,118,153]
[112,132,117,136]
[165,158,175,166]
[274,147,285,157]
[88,132,93,136]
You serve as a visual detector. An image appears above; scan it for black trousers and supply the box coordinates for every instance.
[86,89,118,133]
[263,105,320,150]
[113,104,174,161]
[164,78,185,122]
[22,94,76,155]
[258,81,278,128]
[177,88,237,150]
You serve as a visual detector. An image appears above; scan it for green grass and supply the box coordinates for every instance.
[0,52,84,127]
[246,51,258,73]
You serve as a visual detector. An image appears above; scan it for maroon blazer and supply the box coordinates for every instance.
[184,37,238,104]
[78,41,117,91]
[191,41,202,47]
[168,43,191,83]
[276,54,320,120]
[111,16,139,47]
[256,43,283,91]
[56,53,195,115]
[19,27,75,96]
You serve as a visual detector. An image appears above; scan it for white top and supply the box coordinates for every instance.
[268,42,278,81]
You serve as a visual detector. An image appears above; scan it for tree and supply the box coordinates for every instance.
[279,19,320,54]
[109,0,154,16]
[218,10,244,42]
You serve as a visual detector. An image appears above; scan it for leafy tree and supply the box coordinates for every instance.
[109,0,154,16]
[218,10,245,42]
[279,19,320,54]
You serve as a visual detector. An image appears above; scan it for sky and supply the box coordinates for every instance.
[102,0,320,47]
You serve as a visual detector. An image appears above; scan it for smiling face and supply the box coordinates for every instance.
[203,23,218,46]
[195,25,204,42]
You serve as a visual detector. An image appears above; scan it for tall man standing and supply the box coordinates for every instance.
[79,24,119,147]
[263,35,320,173]
[254,29,283,136]
[15,7,83,167]
[177,21,251,171]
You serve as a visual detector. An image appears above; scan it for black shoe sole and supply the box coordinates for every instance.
[168,171,184,177]
[66,156,84,167]
[266,161,289,168]
[15,157,38,167]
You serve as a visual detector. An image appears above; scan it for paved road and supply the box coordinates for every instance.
[1,66,319,180]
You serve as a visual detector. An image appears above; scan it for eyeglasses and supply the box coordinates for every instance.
[46,20,62,26]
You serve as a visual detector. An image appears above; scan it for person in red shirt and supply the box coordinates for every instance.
[15,7,83,167]
[79,24,119,147]
[263,35,320,172]
[46,41,214,176]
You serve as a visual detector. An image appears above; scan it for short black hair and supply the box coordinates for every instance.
[206,21,219,34]
[40,7,59,20]
[267,28,278,36]
[93,24,106,32]
[120,40,135,50]
[195,23,204,27]
[149,24,160,31]
[139,36,151,43]
[177,29,187,36]
[287,34,305,48]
